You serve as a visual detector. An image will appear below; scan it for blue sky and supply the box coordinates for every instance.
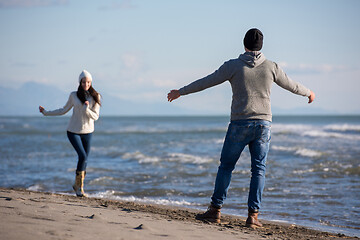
[1,0,359,115]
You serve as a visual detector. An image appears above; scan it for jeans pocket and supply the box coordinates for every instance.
[227,123,251,142]
[259,126,271,143]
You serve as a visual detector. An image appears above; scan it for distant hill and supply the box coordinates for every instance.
[0,82,190,116]
[0,82,345,116]
[0,82,69,116]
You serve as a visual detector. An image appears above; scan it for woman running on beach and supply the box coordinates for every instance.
[39,70,101,197]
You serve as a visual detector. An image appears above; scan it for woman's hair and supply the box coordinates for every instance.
[77,81,101,106]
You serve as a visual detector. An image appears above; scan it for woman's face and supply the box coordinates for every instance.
[81,77,92,91]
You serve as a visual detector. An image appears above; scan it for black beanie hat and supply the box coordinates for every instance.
[243,28,263,51]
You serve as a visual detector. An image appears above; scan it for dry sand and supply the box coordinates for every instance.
[0,188,357,240]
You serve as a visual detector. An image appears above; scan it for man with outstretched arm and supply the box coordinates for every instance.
[167,28,315,228]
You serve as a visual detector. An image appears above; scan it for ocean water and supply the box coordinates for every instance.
[0,115,359,237]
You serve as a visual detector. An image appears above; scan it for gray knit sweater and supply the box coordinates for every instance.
[178,52,311,122]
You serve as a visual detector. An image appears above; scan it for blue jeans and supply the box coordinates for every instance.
[211,120,271,211]
[67,131,92,172]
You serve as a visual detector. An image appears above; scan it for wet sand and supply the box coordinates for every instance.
[0,188,357,240]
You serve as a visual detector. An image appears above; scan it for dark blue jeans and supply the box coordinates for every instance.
[211,120,271,211]
[67,131,92,172]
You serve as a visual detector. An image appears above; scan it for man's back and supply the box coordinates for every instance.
[179,51,310,121]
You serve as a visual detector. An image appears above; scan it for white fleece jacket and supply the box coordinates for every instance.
[42,91,100,134]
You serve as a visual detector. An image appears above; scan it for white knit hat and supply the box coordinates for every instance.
[79,70,92,83]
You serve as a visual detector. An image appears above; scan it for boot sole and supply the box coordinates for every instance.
[195,217,220,223]
[72,186,87,197]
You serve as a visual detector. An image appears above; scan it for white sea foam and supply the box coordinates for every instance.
[302,130,360,140]
[89,176,115,185]
[292,168,315,174]
[273,123,360,140]
[167,152,213,164]
[324,124,360,132]
[272,145,323,158]
[272,124,312,134]
[91,146,124,155]
[123,196,196,206]
[89,190,118,198]
[269,219,292,224]
[213,138,225,144]
[122,151,161,163]
[89,191,197,207]
[27,184,44,192]
[271,145,297,152]
[295,149,323,158]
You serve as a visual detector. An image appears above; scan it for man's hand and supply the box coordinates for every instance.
[167,90,181,102]
[308,90,315,104]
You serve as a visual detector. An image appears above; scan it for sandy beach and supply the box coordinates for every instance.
[0,188,357,240]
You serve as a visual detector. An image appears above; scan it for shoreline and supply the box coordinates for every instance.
[0,188,358,240]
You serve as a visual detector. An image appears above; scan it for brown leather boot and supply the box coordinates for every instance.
[73,171,87,197]
[245,209,263,228]
[195,204,221,223]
